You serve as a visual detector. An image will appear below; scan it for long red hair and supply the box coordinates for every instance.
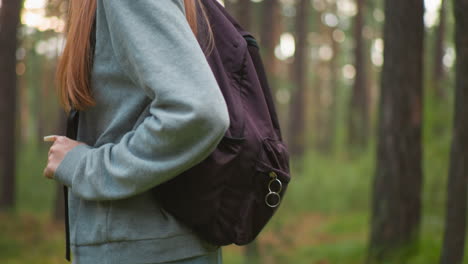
[56,0,213,113]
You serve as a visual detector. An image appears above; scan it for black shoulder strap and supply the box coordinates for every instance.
[63,108,79,262]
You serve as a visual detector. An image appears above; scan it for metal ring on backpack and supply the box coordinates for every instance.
[265,192,281,208]
[268,178,283,193]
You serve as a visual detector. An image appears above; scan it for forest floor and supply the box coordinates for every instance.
[0,209,465,264]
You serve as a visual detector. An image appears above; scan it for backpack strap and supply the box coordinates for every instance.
[241,33,283,141]
[63,107,79,261]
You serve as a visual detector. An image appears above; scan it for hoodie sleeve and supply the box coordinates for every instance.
[54,0,230,201]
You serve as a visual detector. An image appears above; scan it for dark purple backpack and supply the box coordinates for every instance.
[153,0,291,246]
[64,0,291,257]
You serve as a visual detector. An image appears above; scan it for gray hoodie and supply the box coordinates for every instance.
[53,0,229,263]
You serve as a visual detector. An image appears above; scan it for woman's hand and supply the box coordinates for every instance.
[43,135,86,179]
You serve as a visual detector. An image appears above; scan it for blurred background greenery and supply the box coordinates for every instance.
[1,0,467,263]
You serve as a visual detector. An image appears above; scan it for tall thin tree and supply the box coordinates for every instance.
[348,0,370,149]
[223,0,236,14]
[368,0,424,262]
[433,0,447,98]
[260,0,281,76]
[439,0,468,263]
[315,1,340,154]
[0,0,24,210]
[237,0,252,30]
[288,0,310,158]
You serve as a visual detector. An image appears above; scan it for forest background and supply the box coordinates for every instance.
[1,0,467,263]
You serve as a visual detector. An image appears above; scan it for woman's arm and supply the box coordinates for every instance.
[53,0,230,201]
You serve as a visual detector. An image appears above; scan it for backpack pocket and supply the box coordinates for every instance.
[234,137,291,244]
[253,137,291,211]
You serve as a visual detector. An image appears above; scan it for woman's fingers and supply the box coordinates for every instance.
[43,135,58,142]
[43,135,85,180]
[43,165,53,179]
[43,135,60,179]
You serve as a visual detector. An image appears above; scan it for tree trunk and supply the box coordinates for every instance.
[0,0,24,211]
[433,0,447,98]
[439,1,468,263]
[288,0,309,158]
[310,9,327,154]
[223,0,236,14]
[237,0,252,31]
[326,10,340,155]
[368,0,424,262]
[54,182,66,220]
[315,3,340,154]
[260,0,281,77]
[36,54,46,144]
[223,0,252,31]
[348,0,370,150]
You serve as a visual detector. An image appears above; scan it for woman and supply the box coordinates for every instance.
[42,0,229,263]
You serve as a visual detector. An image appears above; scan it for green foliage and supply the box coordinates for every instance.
[0,212,64,264]
[286,147,375,214]
[16,142,56,214]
